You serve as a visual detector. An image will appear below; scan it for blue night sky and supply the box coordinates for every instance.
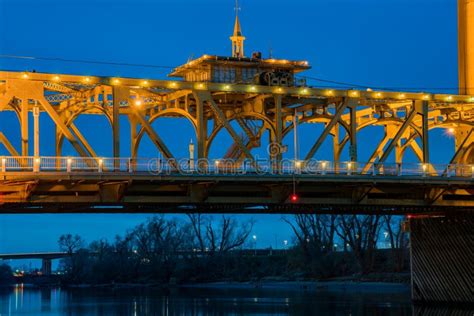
[0,0,460,265]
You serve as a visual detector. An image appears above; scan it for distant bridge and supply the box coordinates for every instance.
[0,252,68,260]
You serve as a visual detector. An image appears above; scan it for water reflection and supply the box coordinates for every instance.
[0,285,471,315]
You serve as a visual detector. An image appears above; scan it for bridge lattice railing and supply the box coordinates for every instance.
[0,156,473,178]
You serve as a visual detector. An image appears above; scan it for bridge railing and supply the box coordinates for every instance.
[0,156,473,178]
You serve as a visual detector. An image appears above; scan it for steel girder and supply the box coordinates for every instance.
[0,71,473,169]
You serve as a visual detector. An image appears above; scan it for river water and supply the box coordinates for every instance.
[0,284,471,315]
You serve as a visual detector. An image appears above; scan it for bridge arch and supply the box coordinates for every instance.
[205,112,276,158]
[133,108,197,158]
[337,118,423,161]
[281,114,351,160]
[56,105,113,156]
[398,121,474,163]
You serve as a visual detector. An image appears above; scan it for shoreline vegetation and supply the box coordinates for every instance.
[1,214,410,289]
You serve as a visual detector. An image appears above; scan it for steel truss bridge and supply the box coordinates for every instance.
[0,70,472,214]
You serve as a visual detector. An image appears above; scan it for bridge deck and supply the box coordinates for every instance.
[0,171,472,214]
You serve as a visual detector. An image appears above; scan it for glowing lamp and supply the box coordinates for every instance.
[290,193,298,202]
[349,90,360,97]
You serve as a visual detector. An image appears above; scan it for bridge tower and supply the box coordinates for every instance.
[408,1,474,305]
[458,0,474,95]
[457,0,474,164]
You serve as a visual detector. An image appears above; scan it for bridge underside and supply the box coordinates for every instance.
[0,173,472,214]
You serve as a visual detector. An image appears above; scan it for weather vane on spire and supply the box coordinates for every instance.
[230,0,245,57]
[235,0,240,15]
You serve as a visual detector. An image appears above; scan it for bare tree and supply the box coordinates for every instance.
[188,214,254,255]
[284,214,337,257]
[336,215,382,273]
[383,215,409,272]
[57,234,86,282]
[131,216,187,263]
[188,214,206,252]
[58,234,84,254]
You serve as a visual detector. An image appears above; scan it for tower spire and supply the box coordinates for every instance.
[230,0,245,58]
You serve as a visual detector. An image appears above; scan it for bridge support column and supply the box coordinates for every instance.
[41,259,52,276]
[409,213,473,304]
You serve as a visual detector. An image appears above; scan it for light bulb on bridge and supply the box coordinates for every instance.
[290,193,298,202]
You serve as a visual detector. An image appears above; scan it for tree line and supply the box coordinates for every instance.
[54,214,409,285]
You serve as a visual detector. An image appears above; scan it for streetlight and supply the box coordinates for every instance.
[252,235,257,256]
[67,158,72,173]
[189,139,195,170]
[321,161,327,175]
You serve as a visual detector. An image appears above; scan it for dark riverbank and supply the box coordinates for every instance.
[9,272,411,290]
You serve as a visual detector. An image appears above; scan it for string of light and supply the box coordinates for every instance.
[1,54,470,92]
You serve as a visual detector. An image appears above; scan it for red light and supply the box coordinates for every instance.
[291,194,298,202]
